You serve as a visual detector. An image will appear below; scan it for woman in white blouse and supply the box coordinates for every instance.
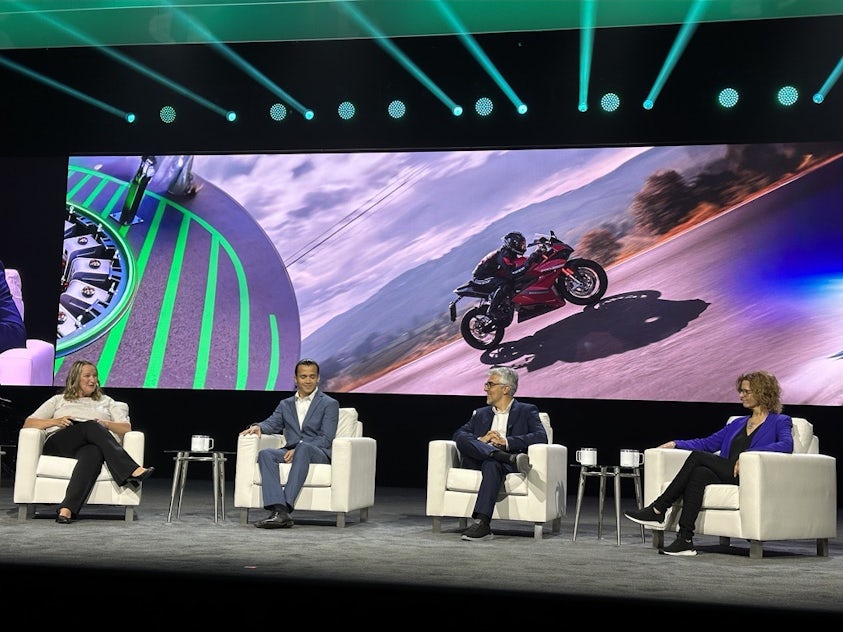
[23,359,154,523]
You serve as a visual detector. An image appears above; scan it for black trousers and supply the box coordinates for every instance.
[652,450,737,539]
[43,422,141,516]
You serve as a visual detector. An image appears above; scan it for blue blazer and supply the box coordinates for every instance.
[0,259,26,354]
[256,389,340,458]
[674,412,793,460]
[452,399,547,453]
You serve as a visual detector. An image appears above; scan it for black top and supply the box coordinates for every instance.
[727,424,755,468]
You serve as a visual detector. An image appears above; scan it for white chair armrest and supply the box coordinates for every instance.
[234,433,285,507]
[122,430,145,464]
[13,427,47,502]
[525,443,567,492]
[643,447,691,505]
[426,440,461,515]
[327,436,377,511]
[236,433,285,464]
[738,451,837,538]
[525,443,568,519]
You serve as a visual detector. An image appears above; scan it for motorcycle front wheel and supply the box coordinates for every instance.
[557,258,608,305]
[460,306,506,350]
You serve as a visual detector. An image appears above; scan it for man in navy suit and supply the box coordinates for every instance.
[0,259,26,355]
[453,366,547,541]
[240,359,339,529]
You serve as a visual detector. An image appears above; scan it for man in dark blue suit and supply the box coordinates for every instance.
[453,366,547,541]
[240,359,339,529]
[0,259,26,355]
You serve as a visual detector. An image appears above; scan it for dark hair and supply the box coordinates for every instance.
[295,358,320,377]
[736,370,783,414]
[64,360,103,401]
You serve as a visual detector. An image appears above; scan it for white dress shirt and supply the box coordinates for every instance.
[492,401,513,448]
[295,389,316,423]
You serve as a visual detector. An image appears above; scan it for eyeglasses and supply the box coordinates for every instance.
[484,381,506,390]
[738,389,753,396]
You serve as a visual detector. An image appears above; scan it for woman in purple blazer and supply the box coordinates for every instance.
[624,370,793,556]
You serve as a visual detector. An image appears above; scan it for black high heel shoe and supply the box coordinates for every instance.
[126,466,155,487]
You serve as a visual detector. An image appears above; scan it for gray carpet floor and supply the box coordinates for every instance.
[1,478,841,621]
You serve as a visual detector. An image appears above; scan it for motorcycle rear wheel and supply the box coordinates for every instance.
[460,306,506,350]
[556,258,608,305]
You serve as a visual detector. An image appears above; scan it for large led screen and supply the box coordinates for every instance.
[60,143,843,405]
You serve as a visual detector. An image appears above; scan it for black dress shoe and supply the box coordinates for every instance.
[513,453,531,474]
[56,514,73,524]
[255,510,294,529]
[126,467,155,487]
[491,450,512,464]
[491,450,530,474]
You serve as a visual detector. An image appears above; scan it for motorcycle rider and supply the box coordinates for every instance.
[472,232,541,319]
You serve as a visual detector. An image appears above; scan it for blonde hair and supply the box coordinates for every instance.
[63,360,103,401]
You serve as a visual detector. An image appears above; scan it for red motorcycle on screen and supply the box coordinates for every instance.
[448,230,608,350]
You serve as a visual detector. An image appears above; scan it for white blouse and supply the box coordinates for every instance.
[30,394,129,437]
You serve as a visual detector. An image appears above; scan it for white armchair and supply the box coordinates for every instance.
[234,407,377,527]
[426,412,567,540]
[644,416,837,558]
[0,267,56,386]
[13,402,145,521]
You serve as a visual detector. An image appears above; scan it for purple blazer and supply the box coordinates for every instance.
[674,412,793,460]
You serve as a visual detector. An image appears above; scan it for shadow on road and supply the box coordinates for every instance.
[481,290,710,370]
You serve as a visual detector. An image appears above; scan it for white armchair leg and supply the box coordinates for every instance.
[240,508,250,525]
[432,516,442,533]
[124,507,134,522]
[359,507,368,523]
[818,538,829,556]
[336,513,346,528]
[18,505,34,521]
[749,540,764,559]
[533,523,543,540]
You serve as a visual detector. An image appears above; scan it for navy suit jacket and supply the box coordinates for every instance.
[255,389,340,459]
[0,259,26,354]
[453,399,547,453]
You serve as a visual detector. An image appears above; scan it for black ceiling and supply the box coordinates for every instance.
[1,13,841,155]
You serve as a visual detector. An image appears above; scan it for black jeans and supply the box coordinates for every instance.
[652,450,737,540]
[43,422,141,516]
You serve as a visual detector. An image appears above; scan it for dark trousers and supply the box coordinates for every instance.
[653,450,737,539]
[454,435,517,520]
[257,443,331,512]
[43,422,141,516]
[0,321,25,354]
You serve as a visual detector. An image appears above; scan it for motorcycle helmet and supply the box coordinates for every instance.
[502,231,527,255]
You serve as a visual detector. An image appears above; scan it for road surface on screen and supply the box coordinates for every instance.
[357,158,843,406]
